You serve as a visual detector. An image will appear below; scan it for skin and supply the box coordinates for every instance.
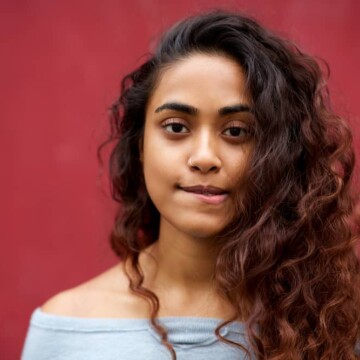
[142,54,253,239]
[136,52,255,314]
[41,53,254,319]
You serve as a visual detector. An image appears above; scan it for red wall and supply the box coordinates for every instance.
[1,1,359,358]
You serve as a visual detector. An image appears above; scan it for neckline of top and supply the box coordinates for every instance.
[31,307,246,334]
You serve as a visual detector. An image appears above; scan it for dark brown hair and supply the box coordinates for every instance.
[102,10,360,359]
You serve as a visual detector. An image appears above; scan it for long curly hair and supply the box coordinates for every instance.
[102,10,360,359]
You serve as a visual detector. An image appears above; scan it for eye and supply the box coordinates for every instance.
[161,120,189,134]
[223,125,250,138]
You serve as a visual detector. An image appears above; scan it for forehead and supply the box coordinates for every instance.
[146,53,250,114]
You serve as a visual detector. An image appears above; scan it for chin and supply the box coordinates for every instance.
[160,210,230,240]
[181,222,227,239]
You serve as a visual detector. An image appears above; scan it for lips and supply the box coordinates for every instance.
[179,185,228,196]
[179,185,229,205]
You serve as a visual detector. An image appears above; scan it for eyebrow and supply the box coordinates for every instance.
[154,102,253,116]
[155,102,198,116]
[219,104,252,116]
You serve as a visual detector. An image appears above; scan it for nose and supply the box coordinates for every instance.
[188,131,221,173]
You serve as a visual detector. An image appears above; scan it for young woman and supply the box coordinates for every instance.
[21,10,360,360]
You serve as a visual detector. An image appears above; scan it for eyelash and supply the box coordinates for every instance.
[161,120,250,139]
[161,119,188,134]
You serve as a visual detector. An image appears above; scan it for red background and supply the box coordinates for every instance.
[1,1,359,359]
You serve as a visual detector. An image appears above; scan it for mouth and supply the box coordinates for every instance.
[177,185,229,205]
[178,185,229,195]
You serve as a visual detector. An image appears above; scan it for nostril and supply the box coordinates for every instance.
[188,157,221,173]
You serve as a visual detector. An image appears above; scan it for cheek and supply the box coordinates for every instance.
[142,138,182,194]
[142,151,180,218]
[224,146,249,174]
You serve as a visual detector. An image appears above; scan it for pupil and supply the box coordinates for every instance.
[229,127,241,136]
[172,124,183,133]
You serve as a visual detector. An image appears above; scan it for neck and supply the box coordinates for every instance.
[139,217,219,294]
[125,217,238,319]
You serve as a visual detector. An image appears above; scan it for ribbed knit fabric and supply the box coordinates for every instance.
[21,308,253,360]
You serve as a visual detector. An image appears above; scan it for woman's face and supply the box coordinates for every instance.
[141,53,254,239]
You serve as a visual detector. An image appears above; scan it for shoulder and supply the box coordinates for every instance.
[41,288,79,316]
[40,262,145,318]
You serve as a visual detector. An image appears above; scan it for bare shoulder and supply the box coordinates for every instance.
[40,261,145,318]
[41,288,78,316]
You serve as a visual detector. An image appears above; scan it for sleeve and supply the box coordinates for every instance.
[21,322,102,360]
[21,322,65,360]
